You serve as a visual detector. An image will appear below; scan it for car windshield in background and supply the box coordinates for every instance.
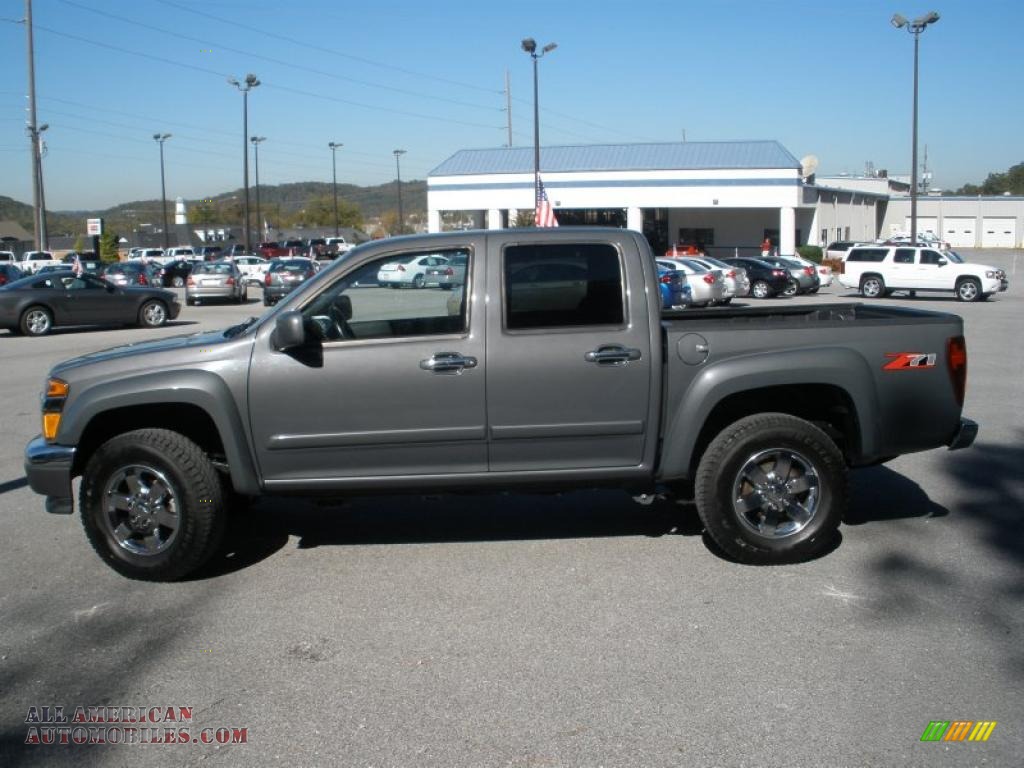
[194,263,235,275]
[270,260,312,273]
[946,251,965,263]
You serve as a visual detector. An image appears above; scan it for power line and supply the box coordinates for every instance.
[58,0,503,115]
[156,0,501,96]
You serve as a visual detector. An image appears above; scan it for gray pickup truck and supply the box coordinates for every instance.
[25,228,977,580]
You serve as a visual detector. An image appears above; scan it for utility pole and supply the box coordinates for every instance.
[153,134,171,249]
[25,0,43,250]
[393,149,406,235]
[251,136,265,241]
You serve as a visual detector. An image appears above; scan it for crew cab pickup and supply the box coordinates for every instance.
[24,228,977,581]
[19,250,57,274]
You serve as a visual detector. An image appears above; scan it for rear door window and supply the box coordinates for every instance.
[503,243,624,330]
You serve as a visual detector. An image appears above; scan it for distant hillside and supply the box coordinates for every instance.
[3,179,427,237]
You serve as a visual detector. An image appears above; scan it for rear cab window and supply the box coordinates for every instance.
[846,248,888,263]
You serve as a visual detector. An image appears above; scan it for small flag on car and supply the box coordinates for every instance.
[72,253,83,277]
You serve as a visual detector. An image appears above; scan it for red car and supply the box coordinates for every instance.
[257,241,291,259]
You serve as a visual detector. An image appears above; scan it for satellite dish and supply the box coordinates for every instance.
[800,154,819,179]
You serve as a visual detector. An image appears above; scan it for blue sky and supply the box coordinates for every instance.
[1,0,1021,210]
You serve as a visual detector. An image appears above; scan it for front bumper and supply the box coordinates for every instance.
[24,436,76,514]
[947,418,978,451]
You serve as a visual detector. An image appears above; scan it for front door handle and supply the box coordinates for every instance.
[584,344,642,365]
[420,352,478,374]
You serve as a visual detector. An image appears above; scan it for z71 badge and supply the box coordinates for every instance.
[883,352,937,370]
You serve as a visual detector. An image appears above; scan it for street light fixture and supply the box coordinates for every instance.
[228,73,260,251]
[329,141,343,237]
[521,37,557,221]
[251,136,265,241]
[153,133,172,249]
[393,149,406,235]
[891,10,940,246]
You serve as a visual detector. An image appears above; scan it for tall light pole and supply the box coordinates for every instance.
[329,141,343,237]
[251,136,265,241]
[228,73,260,251]
[891,11,940,246]
[521,38,557,217]
[35,124,49,250]
[393,149,406,235]
[153,133,172,249]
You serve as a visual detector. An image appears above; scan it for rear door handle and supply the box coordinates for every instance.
[420,352,478,374]
[584,344,642,365]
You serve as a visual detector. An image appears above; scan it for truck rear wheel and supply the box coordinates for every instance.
[860,275,885,298]
[695,413,847,564]
[80,428,226,581]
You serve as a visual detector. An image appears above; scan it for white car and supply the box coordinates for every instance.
[377,254,449,288]
[231,255,270,285]
[326,236,355,255]
[0,250,16,264]
[135,248,167,265]
[838,245,1008,302]
[656,257,726,306]
[688,256,751,299]
[163,246,196,263]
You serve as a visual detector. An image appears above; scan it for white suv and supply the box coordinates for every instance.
[838,246,1008,302]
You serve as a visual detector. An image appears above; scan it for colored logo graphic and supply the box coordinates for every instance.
[920,720,997,742]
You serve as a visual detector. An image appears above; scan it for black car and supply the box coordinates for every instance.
[720,257,792,299]
[62,252,103,274]
[0,272,180,336]
[0,263,24,286]
[155,259,195,288]
[195,246,224,261]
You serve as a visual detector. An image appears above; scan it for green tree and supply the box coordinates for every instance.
[72,236,85,252]
[190,201,219,225]
[99,231,120,261]
[513,210,535,227]
[955,162,1024,195]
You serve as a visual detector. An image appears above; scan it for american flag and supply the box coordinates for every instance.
[72,253,83,277]
[535,179,558,228]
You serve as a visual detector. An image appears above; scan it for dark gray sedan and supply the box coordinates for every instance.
[0,272,180,336]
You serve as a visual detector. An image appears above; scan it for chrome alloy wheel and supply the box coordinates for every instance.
[142,302,166,326]
[731,448,820,539]
[25,309,51,335]
[102,465,180,556]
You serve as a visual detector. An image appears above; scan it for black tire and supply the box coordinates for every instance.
[263,297,271,307]
[20,305,52,336]
[412,274,425,289]
[809,287,820,294]
[720,297,733,305]
[80,428,226,581]
[186,297,196,306]
[171,276,185,288]
[955,277,982,302]
[782,280,799,297]
[694,413,847,564]
[751,280,771,299]
[138,300,168,328]
[860,274,885,299]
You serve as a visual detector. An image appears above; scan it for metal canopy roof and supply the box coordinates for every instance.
[429,141,802,177]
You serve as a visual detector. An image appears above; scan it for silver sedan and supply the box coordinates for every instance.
[656,258,726,307]
[185,261,247,305]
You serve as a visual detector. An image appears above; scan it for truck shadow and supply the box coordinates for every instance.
[197,464,947,578]
[194,490,706,579]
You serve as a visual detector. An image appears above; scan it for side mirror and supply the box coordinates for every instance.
[937,258,947,266]
[273,310,306,351]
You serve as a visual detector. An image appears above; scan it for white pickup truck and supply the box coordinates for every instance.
[326,236,355,255]
[19,251,57,274]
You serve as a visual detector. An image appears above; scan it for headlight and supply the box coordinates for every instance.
[42,377,69,441]
[985,271,998,278]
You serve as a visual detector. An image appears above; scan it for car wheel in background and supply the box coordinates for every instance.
[171,276,185,288]
[20,306,53,336]
[695,413,847,565]
[138,300,167,328]
[750,280,771,299]
[412,274,425,289]
[782,280,799,297]
[80,429,226,581]
[859,275,885,299]
[955,278,981,302]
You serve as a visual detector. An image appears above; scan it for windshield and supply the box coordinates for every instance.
[945,250,965,263]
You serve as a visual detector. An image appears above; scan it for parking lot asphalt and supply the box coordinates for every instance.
[1,251,1021,767]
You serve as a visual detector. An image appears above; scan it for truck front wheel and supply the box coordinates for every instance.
[695,413,847,564]
[80,429,226,581]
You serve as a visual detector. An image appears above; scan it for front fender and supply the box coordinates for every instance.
[58,369,260,495]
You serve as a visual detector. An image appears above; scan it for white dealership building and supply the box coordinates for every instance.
[426,141,1022,253]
